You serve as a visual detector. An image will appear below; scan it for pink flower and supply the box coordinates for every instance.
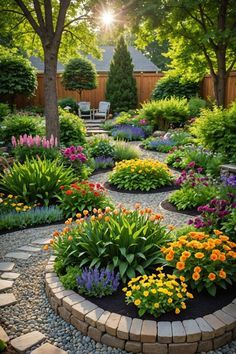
[11,136,17,147]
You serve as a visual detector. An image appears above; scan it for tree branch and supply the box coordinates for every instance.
[44,0,54,36]
[226,56,236,74]
[202,45,216,77]
[63,14,88,29]
[33,0,45,31]
[14,0,42,37]
[54,0,71,45]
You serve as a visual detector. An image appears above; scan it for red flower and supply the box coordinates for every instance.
[94,191,100,197]
[65,190,73,195]
[60,186,65,190]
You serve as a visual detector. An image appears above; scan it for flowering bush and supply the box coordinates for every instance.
[12,134,59,162]
[109,159,173,191]
[143,137,177,153]
[162,230,236,296]
[50,205,169,282]
[94,157,114,170]
[58,181,111,218]
[0,193,33,214]
[62,145,90,179]
[115,111,153,135]
[111,125,146,141]
[77,268,120,298]
[124,268,193,317]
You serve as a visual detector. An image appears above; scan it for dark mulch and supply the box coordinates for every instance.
[86,282,236,322]
[160,199,200,216]
[104,181,179,195]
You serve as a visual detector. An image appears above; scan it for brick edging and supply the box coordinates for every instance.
[45,258,236,354]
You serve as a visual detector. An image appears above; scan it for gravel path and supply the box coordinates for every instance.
[0,143,235,354]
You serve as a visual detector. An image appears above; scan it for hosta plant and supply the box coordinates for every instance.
[109,159,173,191]
[124,268,193,317]
[0,158,75,206]
[58,181,112,218]
[162,230,236,296]
[50,205,169,282]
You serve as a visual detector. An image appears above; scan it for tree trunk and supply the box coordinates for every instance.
[213,49,228,107]
[44,48,60,141]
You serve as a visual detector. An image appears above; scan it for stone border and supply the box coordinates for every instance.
[45,258,236,354]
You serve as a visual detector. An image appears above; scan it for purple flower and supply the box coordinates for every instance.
[111,124,146,140]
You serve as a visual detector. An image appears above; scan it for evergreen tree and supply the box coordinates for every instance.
[106,36,137,112]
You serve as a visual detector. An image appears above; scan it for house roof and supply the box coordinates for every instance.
[29,46,159,73]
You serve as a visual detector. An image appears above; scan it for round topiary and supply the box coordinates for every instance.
[109,159,173,191]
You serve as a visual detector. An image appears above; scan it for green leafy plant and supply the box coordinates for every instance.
[59,265,82,290]
[88,136,115,158]
[190,103,236,161]
[0,206,63,231]
[58,97,78,114]
[152,75,200,100]
[113,141,140,161]
[109,159,173,191]
[140,98,189,130]
[222,209,236,241]
[51,206,169,282]
[58,181,112,218]
[0,339,7,352]
[124,268,193,317]
[162,230,236,296]
[59,109,86,146]
[0,158,75,206]
[0,114,43,145]
[0,103,10,121]
[0,193,34,214]
[188,97,208,117]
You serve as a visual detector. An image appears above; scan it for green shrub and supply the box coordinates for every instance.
[152,76,200,100]
[0,114,43,145]
[0,339,7,352]
[0,103,10,120]
[171,130,193,145]
[0,158,75,206]
[0,206,63,231]
[52,207,169,282]
[59,109,86,146]
[221,209,236,241]
[58,97,78,114]
[59,266,82,290]
[113,141,140,161]
[88,136,115,158]
[140,98,189,130]
[109,159,173,191]
[190,104,236,161]
[188,97,208,117]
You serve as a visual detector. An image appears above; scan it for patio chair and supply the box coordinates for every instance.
[78,101,92,119]
[93,101,110,120]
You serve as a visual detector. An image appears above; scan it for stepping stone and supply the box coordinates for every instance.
[0,279,14,291]
[0,326,9,343]
[1,272,20,280]
[0,293,17,307]
[10,331,45,353]
[31,239,51,245]
[17,246,41,253]
[31,343,67,354]
[0,262,15,272]
[5,252,32,260]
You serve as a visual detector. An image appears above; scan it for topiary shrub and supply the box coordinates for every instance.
[58,97,78,114]
[139,98,189,130]
[152,75,200,100]
[59,109,86,146]
[190,103,236,161]
[105,36,137,112]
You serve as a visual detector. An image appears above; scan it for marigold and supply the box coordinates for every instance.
[166,253,174,261]
[134,299,141,306]
[214,230,223,236]
[176,261,185,270]
[193,266,202,273]
[195,252,204,259]
[168,298,173,304]
[182,251,191,258]
[175,308,180,314]
[219,269,227,279]
[219,254,226,261]
[208,273,216,281]
[192,272,200,281]
[126,291,132,297]
[143,291,149,297]
[210,253,218,261]
[122,287,127,292]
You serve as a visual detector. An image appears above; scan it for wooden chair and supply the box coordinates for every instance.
[93,101,110,120]
[78,101,92,119]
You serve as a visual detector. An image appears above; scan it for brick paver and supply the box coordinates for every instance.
[11,331,46,352]
[0,279,14,291]
[1,272,20,280]
[171,321,186,343]
[117,316,132,340]
[5,252,32,260]
[31,343,67,354]
[158,321,172,343]
[182,319,201,342]
[72,300,97,321]
[141,320,157,343]
[0,293,17,307]
[105,313,121,336]
[0,326,9,342]
[0,262,15,271]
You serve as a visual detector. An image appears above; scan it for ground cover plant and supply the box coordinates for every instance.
[0,157,75,206]
[58,181,111,218]
[124,267,193,316]
[111,124,146,141]
[51,205,169,283]
[162,230,236,296]
[109,159,173,191]
[113,141,140,161]
[94,157,114,170]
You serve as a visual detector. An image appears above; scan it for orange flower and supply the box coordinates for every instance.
[65,218,73,225]
[219,235,229,241]
[182,251,191,258]
[166,253,174,261]
[43,245,49,251]
[68,235,73,241]
[214,230,223,236]
[155,213,163,220]
[208,273,216,281]
[113,209,119,215]
[104,216,110,222]
[149,215,156,222]
[97,208,102,214]
[219,269,226,279]
[63,227,70,233]
[219,253,226,261]
[145,207,153,214]
[134,203,141,209]
[105,206,111,213]
[176,261,185,270]
[91,215,96,221]
[192,272,200,281]
[60,185,65,190]
[195,252,204,259]
[83,210,89,216]
[76,213,82,219]
[210,253,218,261]
[93,208,98,214]
[194,266,202,273]
[65,190,73,195]
[98,214,103,220]
[180,256,187,262]
[168,224,175,231]
[53,231,60,237]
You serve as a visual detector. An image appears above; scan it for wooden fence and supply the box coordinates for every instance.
[16,71,236,108]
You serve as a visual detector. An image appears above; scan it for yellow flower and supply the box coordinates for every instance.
[195,252,204,259]
[143,291,149,297]
[91,215,96,221]
[177,293,183,299]
[168,298,173,304]
[83,210,89,216]
[126,291,132,297]
[154,303,159,308]
[134,299,141,306]
[175,308,180,314]
[181,302,186,309]
[151,289,157,294]
[122,287,127,292]
[187,292,194,299]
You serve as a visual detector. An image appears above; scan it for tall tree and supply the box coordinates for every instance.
[106,35,137,112]
[126,0,236,106]
[0,0,99,140]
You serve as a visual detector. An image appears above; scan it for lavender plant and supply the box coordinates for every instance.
[94,157,114,170]
[111,124,146,141]
[77,268,120,298]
